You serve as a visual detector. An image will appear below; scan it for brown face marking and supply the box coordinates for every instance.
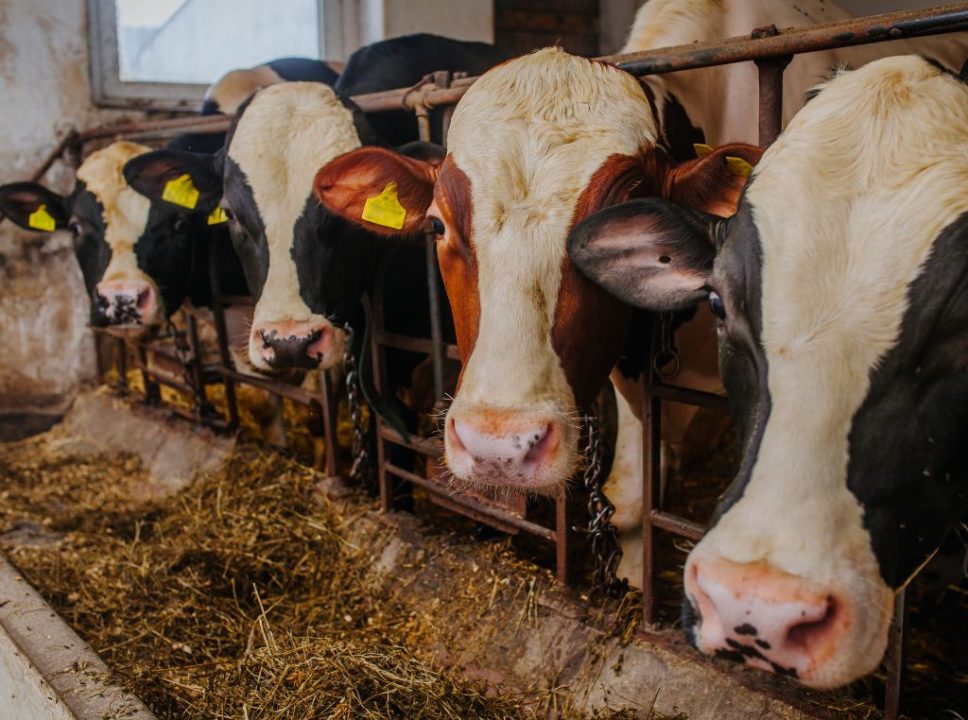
[435,158,480,383]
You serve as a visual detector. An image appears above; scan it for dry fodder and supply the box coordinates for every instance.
[0,438,646,719]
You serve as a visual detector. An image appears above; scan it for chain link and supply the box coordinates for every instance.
[166,316,202,415]
[578,411,628,599]
[342,325,373,489]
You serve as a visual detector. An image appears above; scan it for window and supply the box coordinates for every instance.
[88,0,333,110]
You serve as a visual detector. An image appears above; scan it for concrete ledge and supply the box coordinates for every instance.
[0,554,156,720]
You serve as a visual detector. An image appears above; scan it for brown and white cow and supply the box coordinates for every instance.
[315,48,759,494]
[569,55,968,689]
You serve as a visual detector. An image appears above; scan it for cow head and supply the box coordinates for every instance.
[125,82,399,374]
[314,48,760,492]
[0,141,205,332]
[569,56,968,688]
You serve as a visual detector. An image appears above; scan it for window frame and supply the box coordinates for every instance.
[87,0,332,111]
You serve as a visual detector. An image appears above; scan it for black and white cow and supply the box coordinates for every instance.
[0,141,234,331]
[0,58,339,331]
[125,35,511,375]
[170,57,342,154]
[568,56,968,688]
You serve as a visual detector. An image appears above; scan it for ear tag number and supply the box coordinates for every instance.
[725,156,754,178]
[361,182,407,230]
[207,206,228,225]
[162,174,200,209]
[693,143,714,157]
[28,204,57,231]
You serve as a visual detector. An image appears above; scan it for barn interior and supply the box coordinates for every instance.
[0,1,966,719]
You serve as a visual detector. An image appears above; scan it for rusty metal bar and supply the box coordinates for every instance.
[641,372,663,625]
[651,510,704,542]
[317,371,340,478]
[207,240,240,431]
[379,422,442,458]
[385,462,557,542]
[883,589,907,720]
[372,330,459,360]
[649,383,730,413]
[605,3,968,76]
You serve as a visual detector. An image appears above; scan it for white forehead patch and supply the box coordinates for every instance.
[447,48,659,409]
[701,55,968,595]
[75,140,155,285]
[227,82,362,325]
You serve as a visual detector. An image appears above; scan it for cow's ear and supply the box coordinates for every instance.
[568,198,717,312]
[666,143,763,218]
[123,149,222,213]
[314,146,440,236]
[0,182,69,233]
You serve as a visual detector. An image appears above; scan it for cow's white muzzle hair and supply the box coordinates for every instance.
[443,399,578,493]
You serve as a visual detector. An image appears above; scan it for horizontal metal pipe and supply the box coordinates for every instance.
[650,510,705,541]
[385,462,556,541]
[604,3,968,76]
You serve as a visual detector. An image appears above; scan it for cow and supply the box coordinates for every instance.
[313,47,760,491]
[169,57,342,154]
[123,35,512,376]
[567,55,968,689]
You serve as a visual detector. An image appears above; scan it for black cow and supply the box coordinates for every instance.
[568,56,968,688]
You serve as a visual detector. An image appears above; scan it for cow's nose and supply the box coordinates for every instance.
[445,409,562,489]
[95,280,155,325]
[254,322,332,370]
[686,558,847,683]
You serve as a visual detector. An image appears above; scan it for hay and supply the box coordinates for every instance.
[0,437,655,719]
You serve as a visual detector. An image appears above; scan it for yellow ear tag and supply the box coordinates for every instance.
[162,173,199,209]
[725,156,754,178]
[27,204,57,232]
[693,143,714,158]
[361,182,407,230]
[207,206,228,225]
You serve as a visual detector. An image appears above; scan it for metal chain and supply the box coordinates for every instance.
[166,317,202,414]
[342,325,373,489]
[578,411,628,599]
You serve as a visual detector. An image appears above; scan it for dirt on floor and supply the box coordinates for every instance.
[0,432,665,720]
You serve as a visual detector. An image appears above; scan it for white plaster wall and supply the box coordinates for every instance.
[0,0,141,419]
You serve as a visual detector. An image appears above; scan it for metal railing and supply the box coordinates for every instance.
[18,4,968,716]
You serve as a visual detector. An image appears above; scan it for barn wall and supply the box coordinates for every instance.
[0,1,143,423]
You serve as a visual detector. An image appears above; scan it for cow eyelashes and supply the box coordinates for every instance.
[427,216,445,237]
[708,290,726,320]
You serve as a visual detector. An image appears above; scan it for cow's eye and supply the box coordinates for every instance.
[709,291,726,320]
[68,221,83,239]
[222,206,235,222]
[428,216,445,236]
[173,216,188,233]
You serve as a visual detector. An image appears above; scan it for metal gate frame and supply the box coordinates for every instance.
[9,4,967,715]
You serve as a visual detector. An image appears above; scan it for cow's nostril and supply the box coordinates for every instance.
[523,423,555,465]
[136,288,151,311]
[785,596,837,653]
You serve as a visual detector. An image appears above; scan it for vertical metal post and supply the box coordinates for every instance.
[207,238,239,431]
[186,311,208,413]
[367,277,393,512]
[751,26,791,148]
[883,588,907,720]
[555,493,571,584]
[318,370,340,478]
[116,337,128,392]
[641,354,663,625]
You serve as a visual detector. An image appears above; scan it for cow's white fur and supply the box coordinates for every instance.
[688,56,968,688]
[75,141,159,316]
[623,0,967,145]
[207,64,284,115]
[227,82,361,370]
[444,48,659,485]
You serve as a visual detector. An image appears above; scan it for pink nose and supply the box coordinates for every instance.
[445,411,560,487]
[253,321,332,370]
[686,558,848,682]
[95,280,155,324]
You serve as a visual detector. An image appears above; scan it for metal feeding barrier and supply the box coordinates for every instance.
[19,3,968,716]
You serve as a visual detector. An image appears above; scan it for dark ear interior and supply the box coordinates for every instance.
[568,197,717,312]
[395,141,446,164]
[123,149,222,212]
[0,182,69,233]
